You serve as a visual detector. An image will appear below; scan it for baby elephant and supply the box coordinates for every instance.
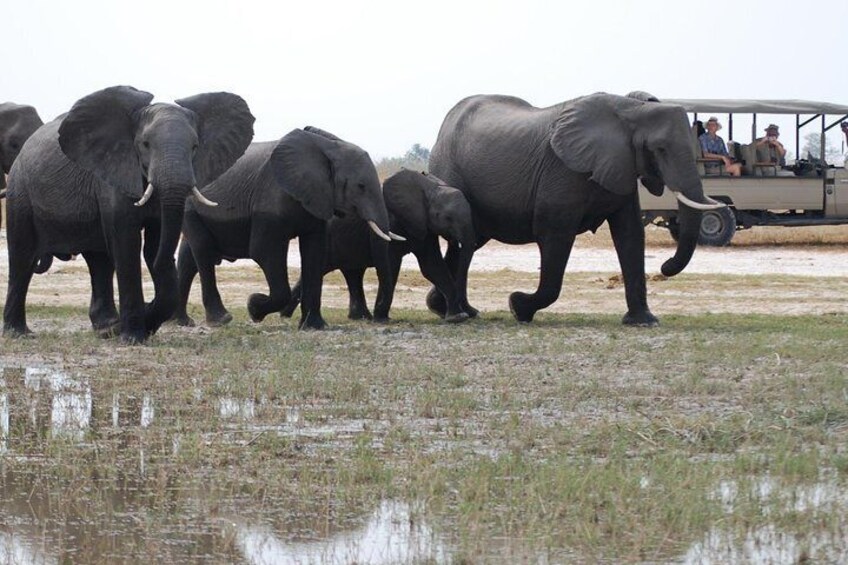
[282,169,477,323]
[174,127,398,330]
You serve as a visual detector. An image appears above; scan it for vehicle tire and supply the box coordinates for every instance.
[698,207,736,246]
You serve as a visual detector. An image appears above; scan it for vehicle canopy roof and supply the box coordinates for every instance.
[664,99,848,115]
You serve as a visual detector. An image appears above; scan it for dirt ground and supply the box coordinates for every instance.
[3,226,848,329]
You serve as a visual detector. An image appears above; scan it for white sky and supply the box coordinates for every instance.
[4,0,848,158]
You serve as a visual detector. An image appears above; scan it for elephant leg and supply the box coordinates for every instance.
[173,239,198,327]
[297,230,327,330]
[280,277,301,319]
[508,233,575,323]
[373,245,405,322]
[427,239,482,318]
[183,214,231,327]
[2,249,37,338]
[109,230,147,344]
[341,268,372,320]
[82,251,119,336]
[608,196,658,327]
[413,238,468,323]
[248,238,292,324]
[3,208,39,337]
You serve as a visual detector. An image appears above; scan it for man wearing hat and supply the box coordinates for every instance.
[699,116,742,176]
[756,124,786,166]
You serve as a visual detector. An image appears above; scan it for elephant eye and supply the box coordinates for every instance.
[142,141,150,149]
[10,141,20,150]
[357,182,366,191]
[192,144,198,154]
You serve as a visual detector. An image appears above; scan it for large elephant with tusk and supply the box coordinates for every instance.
[173,126,399,330]
[428,91,723,325]
[2,86,255,343]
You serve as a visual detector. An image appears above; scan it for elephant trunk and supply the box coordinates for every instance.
[153,194,187,274]
[661,197,703,277]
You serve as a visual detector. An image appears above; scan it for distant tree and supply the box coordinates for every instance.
[374,143,430,181]
[801,132,841,163]
[406,143,430,162]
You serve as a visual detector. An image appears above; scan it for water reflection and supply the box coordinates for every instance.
[233,500,448,565]
[0,367,157,450]
[683,476,848,563]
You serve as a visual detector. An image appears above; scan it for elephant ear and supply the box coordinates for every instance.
[628,92,666,196]
[550,92,636,195]
[268,129,335,221]
[382,169,429,240]
[58,86,154,199]
[175,92,255,187]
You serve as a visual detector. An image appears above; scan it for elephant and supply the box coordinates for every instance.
[2,86,255,343]
[173,126,399,330]
[1,102,44,228]
[281,168,476,323]
[428,91,724,325]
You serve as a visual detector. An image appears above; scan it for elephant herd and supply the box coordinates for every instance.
[0,86,723,344]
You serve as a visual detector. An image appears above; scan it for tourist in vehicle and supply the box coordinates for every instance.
[756,124,787,166]
[699,116,742,176]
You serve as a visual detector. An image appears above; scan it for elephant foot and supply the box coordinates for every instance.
[425,287,447,317]
[372,308,391,323]
[3,325,34,339]
[508,292,537,323]
[299,310,327,330]
[119,329,147,345]
[462,303,480,319]
[622,310,659,327]
[444,311,470,324]
[247,293,272,323]
[279,300,298,319]
[347,305,373,321]
[173,314,196,327]
[93,319,121,339]
[205,311,233,327]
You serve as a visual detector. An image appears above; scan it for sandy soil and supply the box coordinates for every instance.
[2,229,848,328]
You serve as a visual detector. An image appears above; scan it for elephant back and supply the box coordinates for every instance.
[9,118,101,225]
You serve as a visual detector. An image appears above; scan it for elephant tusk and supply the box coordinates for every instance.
[192,186,218,207]
[0,188,7,199]
[368,220,392,242]
[676,192,725,211]
[388,231,406,242]
[457,242,463,250]
[134,183,155,207]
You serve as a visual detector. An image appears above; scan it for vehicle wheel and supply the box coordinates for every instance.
[698,207,736,246]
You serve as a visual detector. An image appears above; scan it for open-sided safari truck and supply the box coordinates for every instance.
[640,99,848,246]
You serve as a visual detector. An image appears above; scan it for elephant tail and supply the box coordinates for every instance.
[33,254,53,274]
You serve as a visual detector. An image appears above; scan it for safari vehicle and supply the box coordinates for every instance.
[640,99,848,246]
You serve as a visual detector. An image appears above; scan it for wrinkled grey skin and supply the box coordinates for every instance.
[3,86,254,343]
[281,169,477,323]
[429,91,711,325]
[0,102,44,229]
[174,127,393,330]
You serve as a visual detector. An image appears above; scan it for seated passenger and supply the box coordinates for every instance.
[699,116,742,176]
[756,124,786,166]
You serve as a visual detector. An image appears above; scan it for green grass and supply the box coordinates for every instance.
[1,303,847,562]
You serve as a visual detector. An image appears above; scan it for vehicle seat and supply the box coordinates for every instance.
[753,143,779,177]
